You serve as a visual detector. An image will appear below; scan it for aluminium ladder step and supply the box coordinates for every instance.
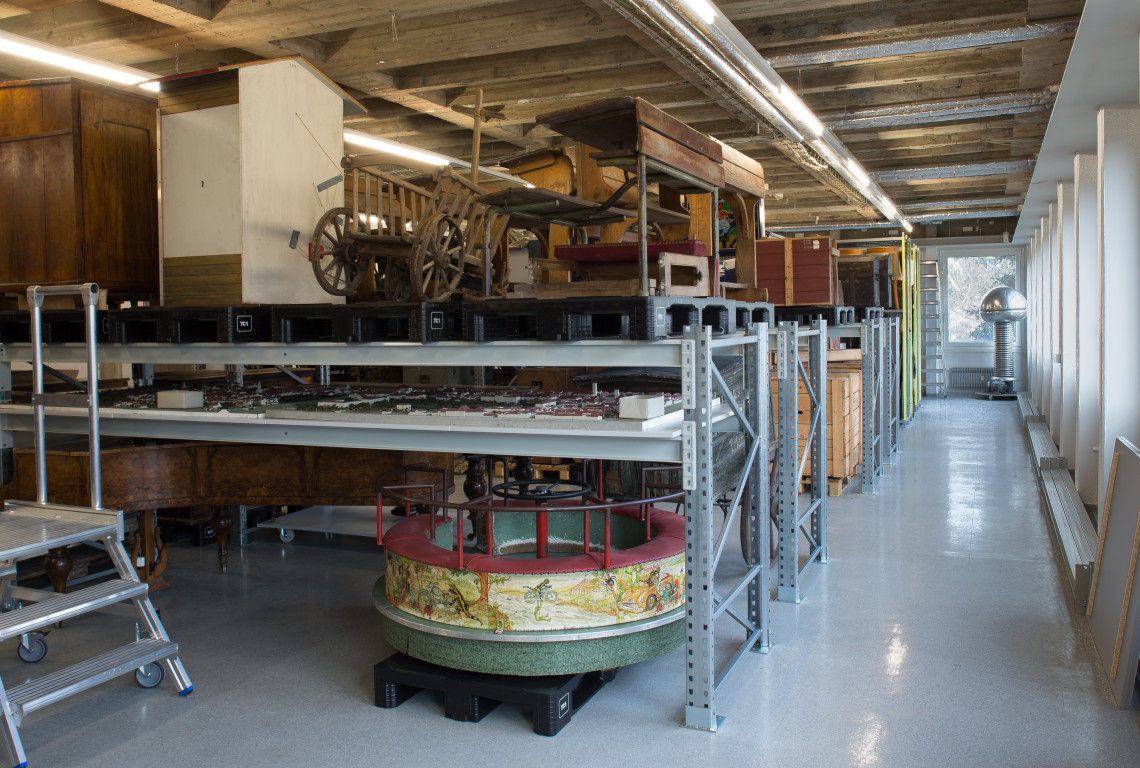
[0,508,119,563]
[0,579,149,643]
[7,638,181,717]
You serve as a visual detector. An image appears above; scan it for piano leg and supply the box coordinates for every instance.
[211,506,233,574]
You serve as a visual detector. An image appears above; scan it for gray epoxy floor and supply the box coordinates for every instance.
[5,395,1140,767]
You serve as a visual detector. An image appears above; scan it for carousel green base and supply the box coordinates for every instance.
[373,578,684,676]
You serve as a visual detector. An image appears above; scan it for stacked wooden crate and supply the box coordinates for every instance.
[750,237,840,306]
[773,366,862,495]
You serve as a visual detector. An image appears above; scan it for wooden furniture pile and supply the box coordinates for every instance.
[482,97,767,301]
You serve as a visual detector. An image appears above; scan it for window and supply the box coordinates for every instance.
[945,254,1017,343]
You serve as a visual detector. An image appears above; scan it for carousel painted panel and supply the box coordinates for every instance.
[384,552,685,633]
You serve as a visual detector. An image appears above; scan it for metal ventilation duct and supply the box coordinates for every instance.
[767,20,1079,68]
[873,161,1036,183]
[602,0,911,231]
[823,91,1057,131]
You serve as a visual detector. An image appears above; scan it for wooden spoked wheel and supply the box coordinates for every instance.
[380,256,413,303]
[311,207,370,296]
[411,214,465,301]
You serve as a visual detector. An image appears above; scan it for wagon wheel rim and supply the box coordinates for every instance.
[381,257,413,303]
[311,207,370,296]
[412,214,465,301]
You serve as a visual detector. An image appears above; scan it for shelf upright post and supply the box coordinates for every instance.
[745,323,771,653]
[860,319,878,493]
[882,317,895,464]
[683,324,718,730]
[876,318,888,475]
[638,153,649,297]
[776,322,799,602]
[891,317,901,455]
[809,319,828,565]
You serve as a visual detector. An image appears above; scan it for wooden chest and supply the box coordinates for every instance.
[0,78,159,296]
[751,237,839,305]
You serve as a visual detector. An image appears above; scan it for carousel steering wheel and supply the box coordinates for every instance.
[491,479,593,502]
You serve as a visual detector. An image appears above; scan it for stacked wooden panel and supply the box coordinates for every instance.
[773,366,862,495]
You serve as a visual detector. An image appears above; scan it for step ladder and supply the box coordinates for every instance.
[0,284,192,768]
[918,258,947,398]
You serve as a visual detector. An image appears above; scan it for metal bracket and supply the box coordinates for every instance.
[772,330,788,379]
[681,420,696,490]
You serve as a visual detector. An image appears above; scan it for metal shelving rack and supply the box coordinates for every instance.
[773,321,828,604]
[0,320,825,732]
[827,318,900,495]
[837,236,921,422]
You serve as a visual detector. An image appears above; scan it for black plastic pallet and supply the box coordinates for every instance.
[465,296,739,342]
[373,653,616,736]
[857,307,885,320]
[463,299,545,341]
[340,302,463,343]
[0,310,111,345]
[109,307,175,343]
[774,305,855,327]
[270,304,342,343]
[169,306,273,343]
[732,301,776,329]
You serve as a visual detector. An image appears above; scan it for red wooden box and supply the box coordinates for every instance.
[751,237,839,305]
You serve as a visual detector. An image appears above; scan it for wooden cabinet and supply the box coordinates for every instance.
[0,78,158,297]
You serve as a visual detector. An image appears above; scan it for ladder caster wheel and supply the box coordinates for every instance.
[135,663,165,688]
[279,528,295,543]
[16,636,46,663]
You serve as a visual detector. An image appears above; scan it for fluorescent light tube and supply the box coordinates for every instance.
[679,0,718,24]
[343,130,450,166]
[776,86,823,139]
[0,30,158,91]
[846,158,870,188]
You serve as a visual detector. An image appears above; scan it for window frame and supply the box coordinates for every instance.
[940,246,1026,350]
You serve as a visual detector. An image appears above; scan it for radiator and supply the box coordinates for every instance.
[949,367,994,389]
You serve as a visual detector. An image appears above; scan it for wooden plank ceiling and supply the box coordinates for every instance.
[0,0,1083,229]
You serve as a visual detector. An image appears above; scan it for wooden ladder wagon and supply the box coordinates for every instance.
[311,155,510,301]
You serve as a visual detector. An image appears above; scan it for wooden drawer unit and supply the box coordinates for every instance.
[0,78,158,296]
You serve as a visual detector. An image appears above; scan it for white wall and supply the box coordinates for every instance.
[239,59,346,304]
[161,105,242,259]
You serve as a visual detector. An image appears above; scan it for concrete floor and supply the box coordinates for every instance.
[5,395,1140,767]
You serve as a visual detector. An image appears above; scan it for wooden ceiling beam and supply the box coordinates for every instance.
[318,0,619,71]
[395,37,655,93]
[739,0,1029,49]
[335,70,546,153]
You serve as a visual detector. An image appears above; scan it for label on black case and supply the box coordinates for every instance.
[236,315,253,333]
[430,311,444,330]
